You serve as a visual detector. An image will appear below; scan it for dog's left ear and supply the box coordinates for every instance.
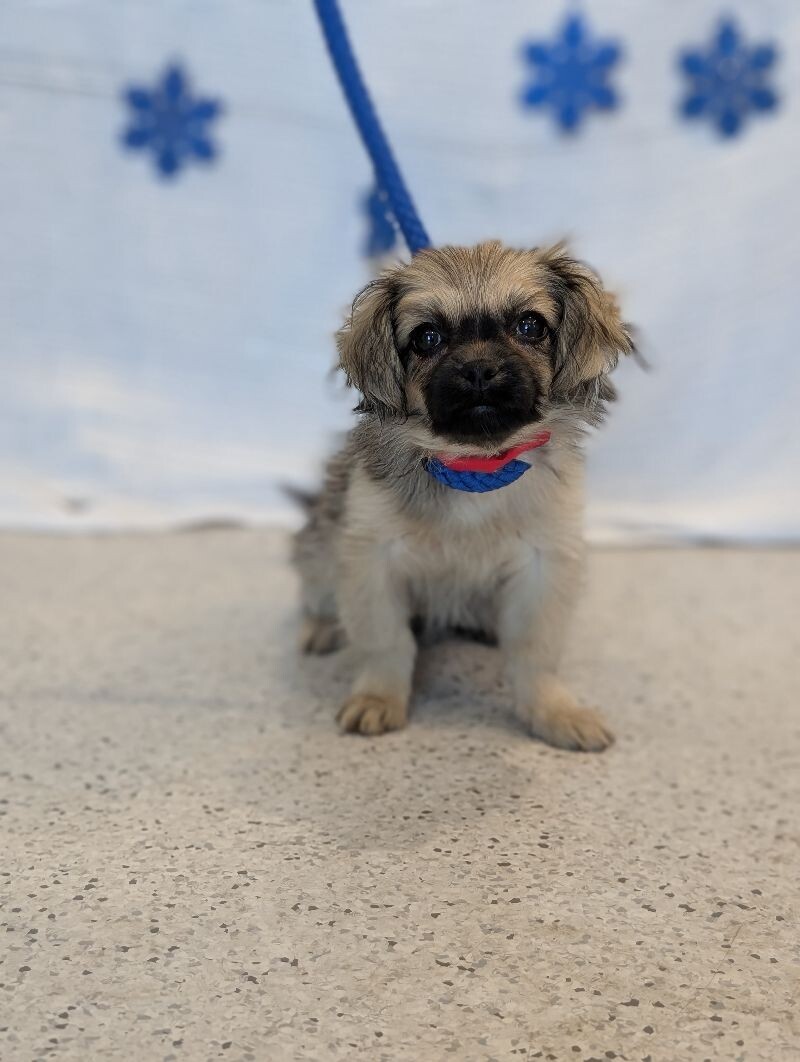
[336,273,405,417]
[540,244,634,399]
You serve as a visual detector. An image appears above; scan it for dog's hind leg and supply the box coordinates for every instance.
[300,612,345,655]
[288,450,355,655]
[291,507,346,656]
[295,560,345,655]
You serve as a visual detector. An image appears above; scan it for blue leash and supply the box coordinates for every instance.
[312,0,431,255]
[312,1,545,493]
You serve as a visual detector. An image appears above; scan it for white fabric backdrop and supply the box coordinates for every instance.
[1,1,798,541]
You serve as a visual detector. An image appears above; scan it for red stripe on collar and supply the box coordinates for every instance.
[436,431,551,473]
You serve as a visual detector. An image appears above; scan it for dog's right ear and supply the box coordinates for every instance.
[336,274,405,417]
[538,243,635,398]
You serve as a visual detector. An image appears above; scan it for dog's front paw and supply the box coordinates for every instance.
[521,677,614,752]
[530,703,614,752]
[337,693,408,736]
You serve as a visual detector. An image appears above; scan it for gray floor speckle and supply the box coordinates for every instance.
[1,531,799,1061]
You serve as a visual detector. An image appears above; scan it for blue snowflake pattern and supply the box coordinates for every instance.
[679,18,779,138]
[520,15,622,133]
[122,63,223,178]
[362,185,398,258]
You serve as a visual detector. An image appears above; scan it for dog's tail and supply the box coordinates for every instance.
[281,483,319,513]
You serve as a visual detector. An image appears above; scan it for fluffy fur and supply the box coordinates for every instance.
[292,240,633,750]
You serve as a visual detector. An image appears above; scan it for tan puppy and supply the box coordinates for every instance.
[292,241,633,750]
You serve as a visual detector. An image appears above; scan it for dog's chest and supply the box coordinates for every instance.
[388,489,541,628]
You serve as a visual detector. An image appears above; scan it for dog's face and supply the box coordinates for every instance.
[337,241,633,448]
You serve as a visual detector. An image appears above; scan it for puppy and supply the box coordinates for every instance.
[292,240,633,750]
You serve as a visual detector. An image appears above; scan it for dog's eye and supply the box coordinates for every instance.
[515,312,548,341]
[410,324,443,355]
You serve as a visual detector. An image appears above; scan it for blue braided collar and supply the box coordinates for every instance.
[425,431,552,493]
[426,456,531,493]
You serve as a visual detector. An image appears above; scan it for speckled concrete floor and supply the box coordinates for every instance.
[1,531,799,1062]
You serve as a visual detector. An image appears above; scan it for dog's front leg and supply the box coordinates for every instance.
[336,538,415,736]
[499,548,614,751]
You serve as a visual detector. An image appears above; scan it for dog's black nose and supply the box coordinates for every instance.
[458,360,499,390]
